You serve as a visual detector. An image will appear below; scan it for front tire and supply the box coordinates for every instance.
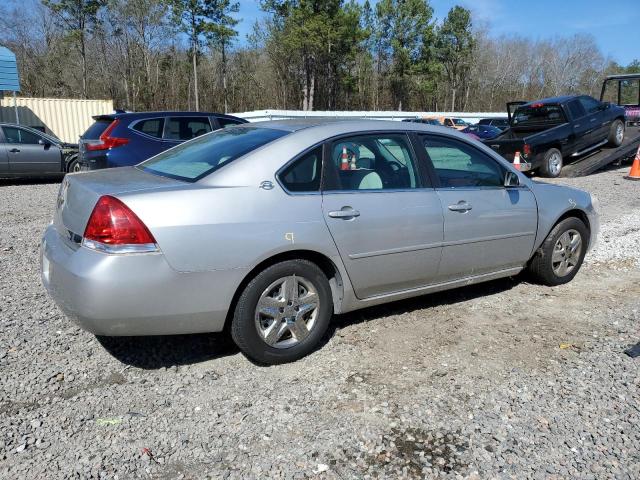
[67,158,81,173]
[539,148,563,178]
[527,217,588,286]
[231,260,333,364]
[607,119,625,147]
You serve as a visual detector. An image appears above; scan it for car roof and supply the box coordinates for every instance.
[522,95,578,106]
[93,111,246,121]
[232,118,461,136]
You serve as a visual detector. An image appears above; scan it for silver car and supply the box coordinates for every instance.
[41,120,599,364]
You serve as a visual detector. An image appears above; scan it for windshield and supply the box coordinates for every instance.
[512,104,565,127]
[139,126,288,182]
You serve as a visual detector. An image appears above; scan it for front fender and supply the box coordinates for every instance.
[530,181,599,252]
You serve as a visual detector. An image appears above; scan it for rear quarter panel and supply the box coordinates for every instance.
[119,186,341,274]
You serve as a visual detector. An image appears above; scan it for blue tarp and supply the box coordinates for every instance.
[0,46,20,92]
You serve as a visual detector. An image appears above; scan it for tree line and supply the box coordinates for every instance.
[1,0,637,114]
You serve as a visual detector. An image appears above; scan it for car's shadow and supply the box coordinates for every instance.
[0,177,62,186]
[98,275,523,369]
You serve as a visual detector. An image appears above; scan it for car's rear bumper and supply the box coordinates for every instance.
[41,225,247,336]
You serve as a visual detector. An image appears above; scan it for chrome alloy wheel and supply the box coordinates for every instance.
[552,229,582,277]
[254,275,319,348]
[616,123,624,143]
[549,151,563,176]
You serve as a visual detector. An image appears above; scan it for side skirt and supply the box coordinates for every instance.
[342,267,523,313]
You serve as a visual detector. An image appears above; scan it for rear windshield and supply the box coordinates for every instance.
[82,119,112,139]
[139,126,288,182]
[512,104,565,127]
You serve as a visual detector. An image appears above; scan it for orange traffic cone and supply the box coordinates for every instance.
[513,151,522,171]
[624,145,640,181]
[340,147,349,171]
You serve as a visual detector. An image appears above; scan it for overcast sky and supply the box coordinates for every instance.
[236,0,640,66]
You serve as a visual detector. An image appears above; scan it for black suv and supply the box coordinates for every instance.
[78,111,247,170]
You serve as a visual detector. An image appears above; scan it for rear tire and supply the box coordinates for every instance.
[607,119,624,147]
[527,217,588,286]
[231,260,333,365]
[539,148,563,178]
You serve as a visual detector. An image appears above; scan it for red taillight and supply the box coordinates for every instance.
[85,120,129,151]
[84,196,156,246]
[523,143,532,156]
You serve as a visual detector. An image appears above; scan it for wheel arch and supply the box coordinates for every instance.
[536,208,591,255]
[224,249,345,330]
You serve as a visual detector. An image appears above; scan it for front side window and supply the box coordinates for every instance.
[422,135,505,188]
[324,134,422,191]
[165,117,212,140]
[279,147,322,192]
[140,126,288,182]
[2,127,42,145]
[133,118,164,138]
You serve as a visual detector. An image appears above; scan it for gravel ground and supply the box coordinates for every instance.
[1,164,639,479]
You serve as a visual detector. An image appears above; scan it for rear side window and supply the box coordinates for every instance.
[165,117,211,140]
[578,96,601,114]
[139,126,288,182]
[133,118,164,138]
[279,147,322,192]
[567,100,586,119]
[512,104,565,126]
[82,120,112,139]
[324,134,422,191]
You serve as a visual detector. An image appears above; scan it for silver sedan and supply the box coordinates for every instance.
[41,120,599,364]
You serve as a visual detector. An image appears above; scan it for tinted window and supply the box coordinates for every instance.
[218,117,243,128]
[578,96,601,114]
[165,117,212,140]
[140,126,288,182]
[2,127,42,145]
[512,104,565,126]
[133,118,164,138]
[567,100,586,119]
[423,136,504,188]
[324,134,422,191]
[279,147,322,192]
[82,120,112,139]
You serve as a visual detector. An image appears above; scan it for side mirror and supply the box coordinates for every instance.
[38,139,51,146]
[504,171,520,187]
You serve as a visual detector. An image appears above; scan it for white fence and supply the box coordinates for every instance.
[233,109,506,124]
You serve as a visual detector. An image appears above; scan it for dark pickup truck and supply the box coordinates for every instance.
[483,95,626,177]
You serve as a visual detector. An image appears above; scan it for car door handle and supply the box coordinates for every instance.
[448,201,472,212]
[9,148,20,153]
[328,208,360,219]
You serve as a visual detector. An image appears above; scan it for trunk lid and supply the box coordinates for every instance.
[54,167,185,238]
